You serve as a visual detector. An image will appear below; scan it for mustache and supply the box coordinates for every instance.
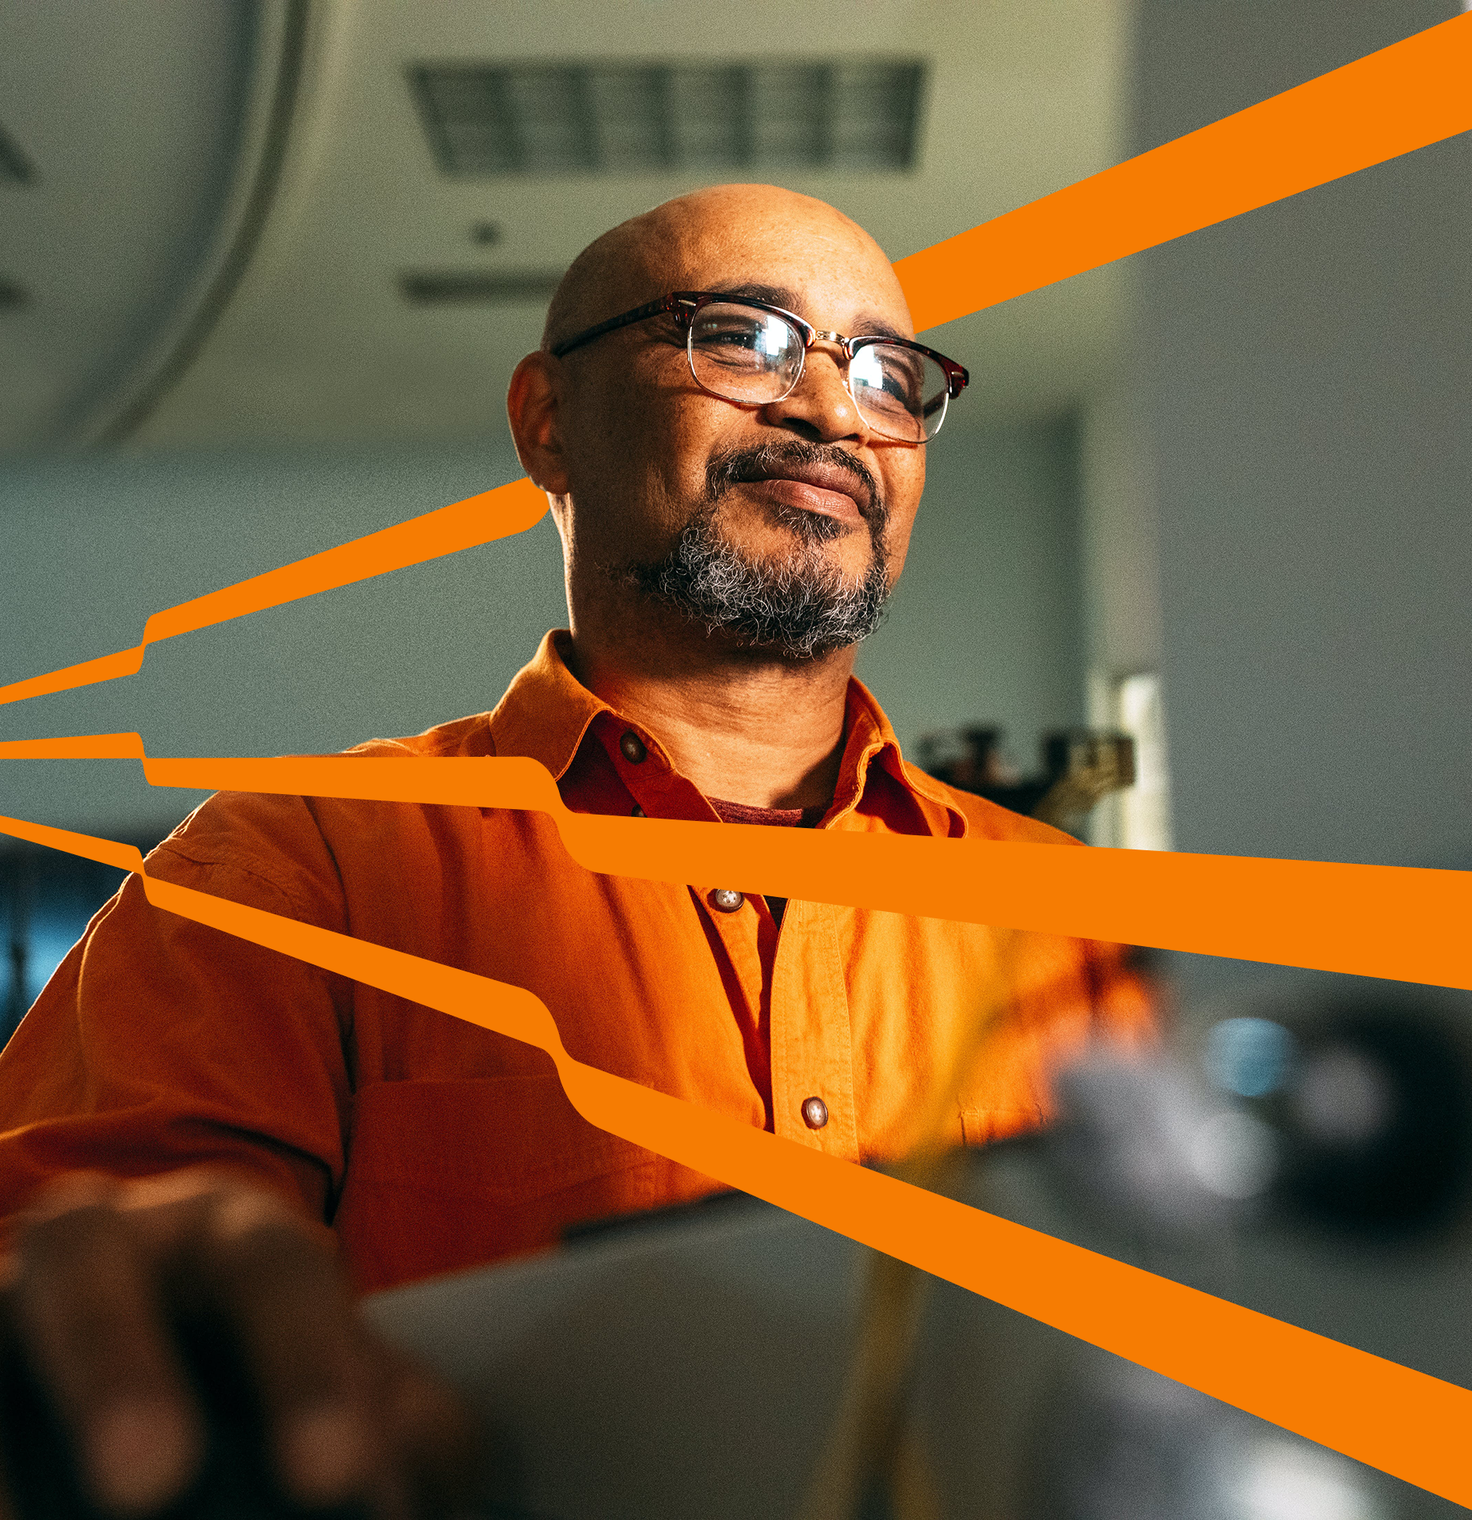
[703,440,887,529]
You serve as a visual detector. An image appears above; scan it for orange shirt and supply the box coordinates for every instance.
[0,633,1152,1293]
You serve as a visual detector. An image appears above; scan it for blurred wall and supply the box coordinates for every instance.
[0,440,554,842]
[1133,0,1472,998]
[857,413,1084,771]
[0,416,1082,847]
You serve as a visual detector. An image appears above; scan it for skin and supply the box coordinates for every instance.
[0,1170,476,1517]
[0,186,929,1516]
[508,183,928,807]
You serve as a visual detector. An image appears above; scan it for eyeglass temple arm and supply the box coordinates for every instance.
[549,294,692,359]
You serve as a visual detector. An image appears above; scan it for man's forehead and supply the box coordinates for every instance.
[544,186,913,349]
[710,279,910,343]
[646,189,910,327]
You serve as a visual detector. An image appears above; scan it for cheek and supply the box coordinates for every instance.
[561,389,721,561]
[879,453,926,571]
[576,362,719,510]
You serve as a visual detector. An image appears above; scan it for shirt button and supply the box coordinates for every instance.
[630,803,645,817]
[802,1096,829,1130]
[619,730,648,764]
[710,888,745,913]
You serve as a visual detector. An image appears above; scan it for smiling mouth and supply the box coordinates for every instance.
[745,473,865,525]
[706,442,884,542]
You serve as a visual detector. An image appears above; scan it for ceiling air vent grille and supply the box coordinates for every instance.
[407,59,925,177]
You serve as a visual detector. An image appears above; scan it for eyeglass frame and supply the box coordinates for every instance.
[549,289,970,442]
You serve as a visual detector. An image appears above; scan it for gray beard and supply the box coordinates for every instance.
[625,444,893,661]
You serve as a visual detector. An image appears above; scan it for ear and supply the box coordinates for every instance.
[506,351,570,495]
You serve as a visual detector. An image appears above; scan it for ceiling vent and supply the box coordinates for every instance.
[407,59,925,177]
[0,123,35,184]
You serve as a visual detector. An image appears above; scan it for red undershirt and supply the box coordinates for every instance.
[706,796,827,926]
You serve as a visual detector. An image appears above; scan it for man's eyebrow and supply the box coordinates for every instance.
[709,281,801,310]
[706,283,910,343]
[852,312,908,343]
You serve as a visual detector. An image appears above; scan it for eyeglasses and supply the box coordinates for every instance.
[550,290,969,443]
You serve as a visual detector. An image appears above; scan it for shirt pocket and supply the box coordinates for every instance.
[335,1073,664,1292]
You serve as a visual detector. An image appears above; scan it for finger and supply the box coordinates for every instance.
[13,1189,203,1515]
[198,1191,375,1508]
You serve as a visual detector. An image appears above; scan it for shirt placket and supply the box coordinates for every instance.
[600,714,775,1093]
[598,713,863,1158]
[767,897,860,1160]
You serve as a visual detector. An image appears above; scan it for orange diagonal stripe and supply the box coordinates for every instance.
[0,647,146,711]
[0,479,546,711]
[894,10,1472,329]
[4,741,1467,987]
[0,807,1469,1507]
[0,733,148,759]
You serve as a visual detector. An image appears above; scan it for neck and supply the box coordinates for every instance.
[565,605,856,810]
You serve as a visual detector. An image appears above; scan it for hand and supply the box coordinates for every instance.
[0,1170,478,1518]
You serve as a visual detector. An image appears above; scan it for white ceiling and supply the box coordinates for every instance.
[0,0,1135,453]
[0,0,255,449]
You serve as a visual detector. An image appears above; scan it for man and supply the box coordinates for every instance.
[0,185,1150,1516]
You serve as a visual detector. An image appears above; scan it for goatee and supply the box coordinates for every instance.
[623,442,893,661]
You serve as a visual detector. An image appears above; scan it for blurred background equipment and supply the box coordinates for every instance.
[916,725,1135,835]
[356,982,1472,1520]
[1201,998,1472,1240]
[1022,1354,1390,1520]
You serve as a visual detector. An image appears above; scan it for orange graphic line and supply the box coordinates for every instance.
[894,10,1472,329]
[0,806,1469,1507]
[0,478,547,711]
[4,738,1470,988]
[3,23,1469,714]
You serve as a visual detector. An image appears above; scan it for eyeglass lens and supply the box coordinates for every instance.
[687,302,949,441]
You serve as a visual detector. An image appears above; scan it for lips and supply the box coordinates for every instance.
[737,459,873,521]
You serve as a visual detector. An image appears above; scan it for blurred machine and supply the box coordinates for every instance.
[916,727,1136,834]
[362,984,1472,1520]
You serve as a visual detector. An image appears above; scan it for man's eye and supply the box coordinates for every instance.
[695,323,763,348]
[855,353,921,410]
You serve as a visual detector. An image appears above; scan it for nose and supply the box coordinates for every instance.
[761,340,871,444]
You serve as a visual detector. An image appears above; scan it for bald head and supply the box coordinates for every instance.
[508,181,935,673]
[541,184,912,353]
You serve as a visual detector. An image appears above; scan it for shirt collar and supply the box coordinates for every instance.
[830,672,969,835]
[486,631,607,781]
[487,630,968,836]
